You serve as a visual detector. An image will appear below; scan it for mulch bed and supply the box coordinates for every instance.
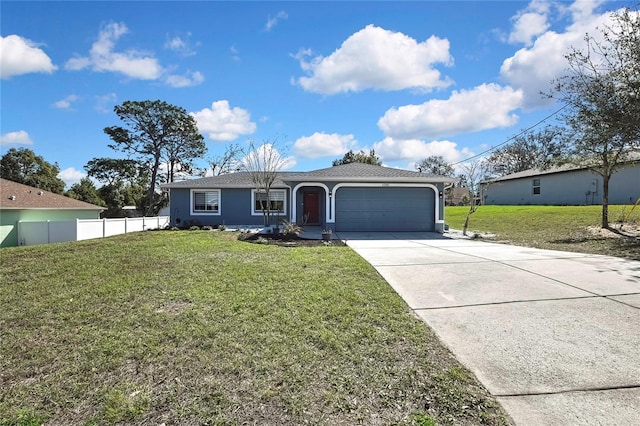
[237,232,345,247]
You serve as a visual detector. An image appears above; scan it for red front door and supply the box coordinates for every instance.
[303,191,320,224]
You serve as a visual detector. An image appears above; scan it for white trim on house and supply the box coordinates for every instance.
[329,183,442,225]
[190,189,221,216]
[290,182,331,224]
[251,189,287,217]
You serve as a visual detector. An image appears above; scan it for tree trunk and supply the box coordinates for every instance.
[601,175,610,229]
[462,204,474,236]
[264,188,271,226]
[146,156,161,216]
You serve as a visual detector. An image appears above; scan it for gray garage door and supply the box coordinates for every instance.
[335,187,435,232]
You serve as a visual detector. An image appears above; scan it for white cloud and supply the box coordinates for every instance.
[295,25,453,94]
[58,167,86,187]
[165,71,204,88]
[65,22,163,80]
[54,94,79,109]
[242,143,296,170]
[95,93,117,113]
[190,100,257,141]
[230,44,240,61]
[0,35,57,79]
[164,33,196,56]
[265,11,288,31]
[373,137,473,165]
[293,132,358,159]
[500,1,615,108]
[509,13,549,45]
[0,130,33,146]
[378,83,523,140]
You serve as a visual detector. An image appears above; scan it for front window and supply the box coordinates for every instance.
[252,189,286,215]
[532,178,541,195]
[192,190,220,214]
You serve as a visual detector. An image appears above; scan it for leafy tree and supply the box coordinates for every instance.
[241,139,289,226]
[104,100,205,215]
[85,157,149,217]
[97,182,146,217]
[162,124,207,182]
[486,126,566,176]
[66,177,105,206]
[85,158,142,186]
[549,8,640,228]
[416,155,455,176]
[332,149,381,166]
[0,147,66,193]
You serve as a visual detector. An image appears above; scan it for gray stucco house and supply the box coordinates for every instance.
[161,163,454,233]
[481,161,640,206]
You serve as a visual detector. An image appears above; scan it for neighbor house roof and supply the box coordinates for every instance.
[484,153,640,184]
[483,164,577,183]
[0,178,104,210]
[162,163,455,189]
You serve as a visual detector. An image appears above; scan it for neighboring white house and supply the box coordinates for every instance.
[481,161,640,206]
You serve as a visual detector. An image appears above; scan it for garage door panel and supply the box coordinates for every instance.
[335,187,435,232]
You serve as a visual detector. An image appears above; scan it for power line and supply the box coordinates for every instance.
[451,103,570,166]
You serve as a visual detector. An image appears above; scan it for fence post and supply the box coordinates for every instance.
[125,217,128,234]
[103,218,106,238]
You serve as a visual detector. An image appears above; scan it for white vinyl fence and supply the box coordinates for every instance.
[17,216,169,246]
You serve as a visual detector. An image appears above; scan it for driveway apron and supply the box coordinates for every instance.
[339,231,640,425]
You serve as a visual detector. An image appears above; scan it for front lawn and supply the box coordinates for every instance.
[0,231,511,425]
[445,205,640,260]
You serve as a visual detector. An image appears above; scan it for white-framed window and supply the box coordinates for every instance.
[532,178,541,195]
[191,189,221,215]
[252,189,286,215]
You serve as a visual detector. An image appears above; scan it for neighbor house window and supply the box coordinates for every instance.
[192,190,220,214]
[532,179,541,195]
[252,189,286,215]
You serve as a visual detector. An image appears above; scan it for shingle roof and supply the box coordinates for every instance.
[484,153,640,183]
[484,164,576,183]
[161,171,297,188]
[0,179,104,210]
[162,163,454,189]
[290,162,451,180]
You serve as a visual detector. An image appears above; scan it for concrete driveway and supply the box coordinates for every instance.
[339,231,640,425]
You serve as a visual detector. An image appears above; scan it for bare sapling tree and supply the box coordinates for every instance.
[459,159,489,236]
[241,139,290,226]
[207,143,242,176]
[548,8,640,228]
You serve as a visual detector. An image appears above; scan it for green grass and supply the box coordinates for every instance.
[0,231,511,425]
[446,205,640,260]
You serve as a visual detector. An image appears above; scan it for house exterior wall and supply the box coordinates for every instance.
[168,180,448,233]
[1,209,100,248]
[168,187,291,228]
[483,163,640,206]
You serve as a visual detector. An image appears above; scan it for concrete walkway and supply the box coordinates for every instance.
[339,231,640,425]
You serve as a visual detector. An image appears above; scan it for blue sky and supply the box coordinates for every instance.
[1,0,634,187]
